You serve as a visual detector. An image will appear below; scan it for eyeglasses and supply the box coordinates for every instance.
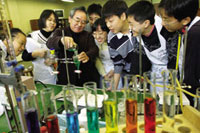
[72,18,87,25]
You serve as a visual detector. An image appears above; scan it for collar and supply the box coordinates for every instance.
[0,40,8,60]
[188,16,200,31]
[145,24,155,37]
[116,32,131,39]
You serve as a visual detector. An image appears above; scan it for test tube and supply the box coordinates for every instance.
[103,78,118,133]
[22,91,40,133]
[41,88,60,133]
[124,75,138,133]
[195,88,200,111]
[144,72,156,133]
[84,82,99,133]
[63,84,79,133]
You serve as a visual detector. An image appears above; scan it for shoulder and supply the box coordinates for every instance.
[189,19,200,35]
[29,30,40,36]
[107,31,116,43]
[80,30,93,38]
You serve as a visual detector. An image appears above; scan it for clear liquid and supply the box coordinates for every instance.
[24,108,40,133]
[87,107,99,133]
[104,100,118,133]
[67,112,79,133]
[162,90,175,132]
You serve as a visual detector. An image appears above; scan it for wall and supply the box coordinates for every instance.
[5,0,72,34]
[5,0,140,34]
[5,0,200,34]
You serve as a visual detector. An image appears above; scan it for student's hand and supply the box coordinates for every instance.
[104,74,110,81]
[107,70,114,79]
[78,52,89,63]
[61,36,77,49]
[32,49,47,58]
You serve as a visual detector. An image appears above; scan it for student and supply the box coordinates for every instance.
[0,28,26,62]
[0,28,26,116]
[84,3,102,32]
[47,6,100,87]
[102,0,151,88]
[92,18,123,89]
[127,0,168,88]
[22,9,59,84]
[159,0,200,105]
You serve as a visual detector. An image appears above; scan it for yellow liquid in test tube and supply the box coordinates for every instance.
[104,100,118,133]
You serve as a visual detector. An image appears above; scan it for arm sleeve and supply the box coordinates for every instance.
[22,50,36,61]
[183,27,200,91]
[95,57,106,76]
[85,34,99,62]
[46,28,63,50]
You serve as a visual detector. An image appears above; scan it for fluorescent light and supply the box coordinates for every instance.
[61,0,74,2]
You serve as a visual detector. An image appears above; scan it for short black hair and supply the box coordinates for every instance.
[127,0,155,25]
[69,6,87,18]
[0,28,26,41]
[159,0,199,22]
[102,0,128,19]
[92,18,109,33]
[38,9,59,30]
[87,3,102,17]
[10,28,26,38]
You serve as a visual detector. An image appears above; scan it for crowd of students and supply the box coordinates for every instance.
[1,0,199,106]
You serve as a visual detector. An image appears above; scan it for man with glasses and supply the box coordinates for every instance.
[47,6,100,86]
[159,0,200,106]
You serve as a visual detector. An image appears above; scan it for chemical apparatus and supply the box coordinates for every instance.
[1,0,200,132]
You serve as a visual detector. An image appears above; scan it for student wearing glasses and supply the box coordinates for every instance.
[47,6,100,86]
[159,0,200,106]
